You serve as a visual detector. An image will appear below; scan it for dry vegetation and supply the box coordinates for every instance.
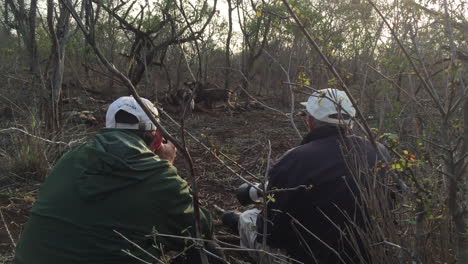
[1,0,467,263]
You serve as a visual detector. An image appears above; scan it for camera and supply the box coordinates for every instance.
[236,183,263,206]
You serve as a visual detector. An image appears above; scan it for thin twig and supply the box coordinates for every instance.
[262,140,272,253]
[266,185,313,194]
[281,0,377,145]
[262,49,302,138]
[371,240,422,263]
[287,212,347,264]
[121,249,153,264]
[114,230,165,264]
[367,64,425,109]
[158,107,261,184]
[366,0,446,116]
[0,208,16,248]
[152,230,304,264]
[0,127,85,147]
[202,248,226,263]
[212,66,292,115]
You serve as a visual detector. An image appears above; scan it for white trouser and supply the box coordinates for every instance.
[238,209,292,264]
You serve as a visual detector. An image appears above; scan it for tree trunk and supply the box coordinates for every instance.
[454,99,468,263]
[224,0,233,91]
[45,0,71,131]
[27,0,39,74]
[128,41,155,86]
[5,0,39,74]
[442,0,468,261]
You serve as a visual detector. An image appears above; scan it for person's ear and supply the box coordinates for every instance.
[142,131,156,146]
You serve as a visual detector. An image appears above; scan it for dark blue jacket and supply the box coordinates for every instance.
[257,126,390,264]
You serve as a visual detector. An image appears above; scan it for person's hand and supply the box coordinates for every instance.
[154,141,177,165]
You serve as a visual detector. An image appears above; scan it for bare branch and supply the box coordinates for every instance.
[114,230,165,264]
[262,49,302,139]
[281,0,376,146]
[366,0,447,116]
[0,127,85,147]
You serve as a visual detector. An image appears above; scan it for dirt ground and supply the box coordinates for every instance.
[0,103,307,263]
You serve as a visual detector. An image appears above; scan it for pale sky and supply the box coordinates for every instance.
[216,0,242,33]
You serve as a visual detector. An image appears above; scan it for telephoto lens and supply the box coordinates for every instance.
[236,183,263,206]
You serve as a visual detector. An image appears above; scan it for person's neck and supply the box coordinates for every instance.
[301,125,348,145]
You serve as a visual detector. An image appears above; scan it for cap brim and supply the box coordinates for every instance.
[300,102,307,106]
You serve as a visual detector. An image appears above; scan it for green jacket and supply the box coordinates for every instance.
[14,129,213,264]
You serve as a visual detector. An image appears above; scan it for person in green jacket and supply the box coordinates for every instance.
[14,96,222,264]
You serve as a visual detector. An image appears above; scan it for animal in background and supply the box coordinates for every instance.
[162,86,195,115]
[183,81,235,111]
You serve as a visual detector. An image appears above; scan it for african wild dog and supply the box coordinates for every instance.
[163,87,195,115]
[183,81,235,111]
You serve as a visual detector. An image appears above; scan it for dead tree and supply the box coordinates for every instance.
[93,0,217,86]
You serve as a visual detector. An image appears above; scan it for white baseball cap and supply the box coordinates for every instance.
[105,96,159,131]
[300,88,356,125]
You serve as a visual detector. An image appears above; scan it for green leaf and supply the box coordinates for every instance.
[267,194,276,203]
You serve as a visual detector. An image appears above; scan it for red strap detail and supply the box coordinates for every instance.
[150,130,163,152]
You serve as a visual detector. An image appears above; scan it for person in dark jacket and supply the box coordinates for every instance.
[224,88,390,264]
[14,96,222,264]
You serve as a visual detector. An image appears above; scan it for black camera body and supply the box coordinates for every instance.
[236,183,263,206]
